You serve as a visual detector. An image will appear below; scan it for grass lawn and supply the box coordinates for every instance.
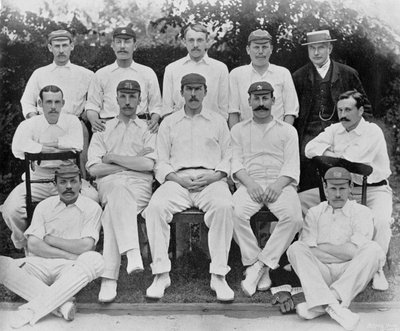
[0,175,399,305]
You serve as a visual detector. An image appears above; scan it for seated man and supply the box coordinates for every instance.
[231,81,302,297]
[288,167,385,331]
[303,90,391,290]
[0,165,104,328]
[142,73,234,302]
[87,80,156,303]
[1,85,98,250]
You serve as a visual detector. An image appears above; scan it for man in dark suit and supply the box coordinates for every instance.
[293,30,372,202]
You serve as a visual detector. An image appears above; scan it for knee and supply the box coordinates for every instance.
[358,241,385,260]
[145,194,169,218]
[373,216,391,232]
[1,192,23,220]
[81,181,99,203]
[210,196,233,213]
[76,251,104,280]
[287,241,308,259]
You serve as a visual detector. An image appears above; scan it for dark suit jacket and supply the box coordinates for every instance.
[293,60,372,144]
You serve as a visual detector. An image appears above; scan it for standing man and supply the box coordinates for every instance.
[228,29,299,128]
[0,164,104,328]
[86,26,162,133]
[305,90,391,291]
[1,85,98,250]
[142,73,234,302]
[87,80,156,303]
[293,30,372,194]
[231,81,302,297]
[20,29,94,176]
[162,23,229,120]
[287,167,385,330]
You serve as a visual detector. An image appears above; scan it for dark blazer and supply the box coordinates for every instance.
[293,60,372,144]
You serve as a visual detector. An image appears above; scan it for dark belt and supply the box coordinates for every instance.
[354,179,387,187]
[100,114,149,120]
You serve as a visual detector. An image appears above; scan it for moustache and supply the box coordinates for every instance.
[340,117,350,122]
[254,106,269,112]
[189,97,199,102]
[63,189,73,194]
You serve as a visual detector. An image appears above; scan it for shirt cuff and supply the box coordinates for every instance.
[85,103,101,113]
[215,163,230,177]
[271,285,292,295]
[155,164,175,184]
[291,287,303,295]
[302,239,317,247]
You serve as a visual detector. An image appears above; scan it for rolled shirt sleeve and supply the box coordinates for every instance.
[230,124,246,181]
[279,125,300,184]
[56,115,83,151]
[300,207,319,247]
[20,70,41,118]
[12,120,44,159]
[86,131,107,170]
[350,204,374,248]
[305,125,335,159]
[80,202,102,244]
[214,117,232,176]
[24,201,47,240]
[154,120,175,184]
[281,68,299,118]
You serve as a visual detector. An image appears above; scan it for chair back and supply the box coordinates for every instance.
[312,156,372,205]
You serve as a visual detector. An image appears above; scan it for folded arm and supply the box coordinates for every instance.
[317,242,358,261]
[44,235,95,255]
[27,236,78,260]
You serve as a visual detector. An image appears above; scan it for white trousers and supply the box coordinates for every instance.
[287,241,385,308]
[142,180,233,276]
[299,185,392,255]
[97,174,152,280]
[233,185,302,269]
[1,180,99,249]
[0,251,104,325]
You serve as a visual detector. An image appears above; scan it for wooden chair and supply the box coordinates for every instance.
[312,155,372,205]
[169,205,277,261]
[24,151,80,225]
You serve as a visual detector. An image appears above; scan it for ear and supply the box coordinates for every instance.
[271,96,276,105]
[47,43,53,53]
[323,182,328,196]
[62,99,65,107]
[38,98,43,107]
[328,43,333,54]
[246,45,250,56]
[181,37,187,48]
[358,106,364,117]
[70,42,75,51]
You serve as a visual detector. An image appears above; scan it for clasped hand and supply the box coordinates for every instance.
[180,173,218,192]
[247,181,283,204]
